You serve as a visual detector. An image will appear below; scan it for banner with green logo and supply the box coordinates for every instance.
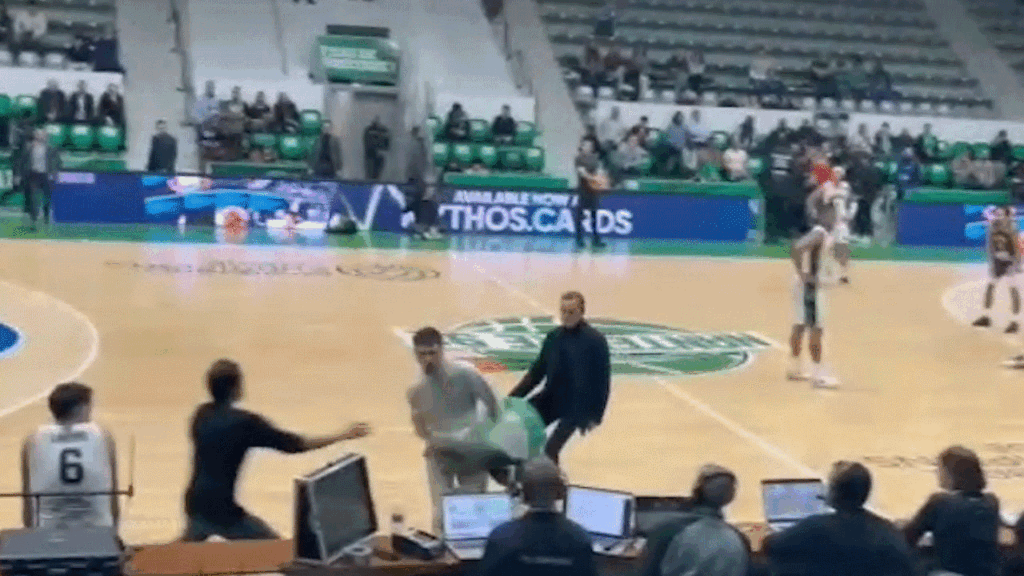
[314,35,400,86]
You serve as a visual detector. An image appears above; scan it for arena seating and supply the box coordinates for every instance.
[539,0,995,117]
[0,0,117,72]
[962,0,1024,86]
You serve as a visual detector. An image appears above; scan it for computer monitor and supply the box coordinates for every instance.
[564,486,633,538]
[441,493,514,541]
[294,454,378,565]
[761,478,829,530]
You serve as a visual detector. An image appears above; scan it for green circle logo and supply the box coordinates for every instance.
[442,317,775,376]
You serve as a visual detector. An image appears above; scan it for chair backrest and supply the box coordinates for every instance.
[251,133,278,149]
[452,143,474,166]
[525,147,544,172]
[468,119,490,143]
[1013,145,1024,162]
[515,122,537,146]
[928,163,950,186]
[278,134,305,160]
[972,142,991,160]
[477,144,498,168]
[97,125,123,152]
[44,52,66,69]
[747,156,765,176]
[432,142,449,167]
[426,116,443,140]
[500,147,525,171]
[710,131,730,150]
[299,110,322,136]
[0,94,11,119]
[934,140,951,160]
[45,123,67,148]
[950,141,971,159]
[69,124,95,150]
[14,95,37,119]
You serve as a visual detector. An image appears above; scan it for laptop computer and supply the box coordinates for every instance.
[564,486,635,555]
[761,478,829,532]
[441,493,514,561]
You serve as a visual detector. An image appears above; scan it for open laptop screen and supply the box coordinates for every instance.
[442,493,514,541]
[761,479,828,524]
[564,486,633,538]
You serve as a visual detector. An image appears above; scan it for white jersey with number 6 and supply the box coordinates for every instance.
[27,423,114,528]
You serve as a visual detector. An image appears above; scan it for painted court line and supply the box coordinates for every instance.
[0,280,101,420]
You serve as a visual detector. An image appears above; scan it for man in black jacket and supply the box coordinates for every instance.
[476,457,597,576]
[509,291,610,464]
[763,461,916,576]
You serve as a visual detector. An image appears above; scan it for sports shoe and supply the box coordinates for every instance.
[1003,355,1024,369]
[786,358,806,381]
[812,376,839,389]
[1008,322,1020,334]
[973,316,992,327]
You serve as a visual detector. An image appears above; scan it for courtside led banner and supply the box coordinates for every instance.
[898,202,1024,247]
[52,172,760,242]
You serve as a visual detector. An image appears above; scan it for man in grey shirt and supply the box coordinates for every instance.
[407,326,500,534]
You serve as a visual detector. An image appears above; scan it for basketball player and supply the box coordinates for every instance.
[21,382,119,529]
[830,166,856,284]
[974,205,1020,334]
[787,226,835,388]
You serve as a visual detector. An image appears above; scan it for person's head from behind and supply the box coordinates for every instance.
[880,122,891,133]
[231,86,242,101]
[610,106,620,120]
[522,456,566,510]
[49,383,92,425]
[560,291,585,328]
[76,80,87,93]
[690,109,701,124]
[207,359,242,405]
[691,464,737,510]
[998,130,1009,141]
[501,104,511,118]
[671,111,683,125]
[412,327,444,375]
[156,119,167,134]
[938,445,986,493]
[826,461,871,511]
[639,115,649,127]
[46,79,58,91]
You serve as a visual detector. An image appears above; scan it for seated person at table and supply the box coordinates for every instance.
[904,446,999,576]
[763,461,915,576]
[492,105,517,145]
[22,383,119,529]
[475,457,597,576]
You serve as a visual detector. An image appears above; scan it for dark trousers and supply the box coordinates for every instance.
[181,509,278,542]
[574,189,601,244]
[25,172,51,223]
[529,393,578,464]
[364,153,384,180]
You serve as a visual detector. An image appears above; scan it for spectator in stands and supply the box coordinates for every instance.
[0,1,11,47]
[869,58,896,104]
[749,49,774,102]
[582,123,602,160]
[993,130,1012,165]
[67,81,94,125]
[98,84,124,128]
[91,25,123,73]
[615,133,648,177]
[603,46,626,93]
[737,116,755,150]
[219,87,247,157]
[667,50,690,103]
[491,105,517,145]
[38,80,65,124]
[686,50,706,95]
[723,138,749,182]
[146,120,177,174]
[594,0,617,39]
[622,46,648,102]
[904,446,1000,576]
[245,91,272,133]
[363,116,390,180]
[953,150,977,188]
[664,111,688,176]
[892,129,914,156]
[193,81,219,125]
[895,148,921,199]
[915,123,936,162]
[764,119,793,152]
[874,123,894,157]
[598,106,625,156]
[847,56,870,102]
[308,120,341,179]
[443,103,470,142]
[582,44,604,93]
[687,109,710,173]
[13,5,46,53]
[630,116,651,149]
[809,59,834,102]
[834,58,853,101]
[67,35,95,70]
[476,457,597,576]
[272,92,300,134]
[763,461,915,576]
[851,124,873,156]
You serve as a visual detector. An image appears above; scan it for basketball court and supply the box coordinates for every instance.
[0,233,1021,544]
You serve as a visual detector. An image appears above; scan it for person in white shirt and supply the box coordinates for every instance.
[21,383,119,530]
[14,7,46,47]
[722,139,749,181]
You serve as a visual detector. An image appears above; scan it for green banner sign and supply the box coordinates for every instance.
[314,35,400,86]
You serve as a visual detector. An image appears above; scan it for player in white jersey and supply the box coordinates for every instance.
[21,383,118,529]
[787,225,836,388]
[829,166,856,284]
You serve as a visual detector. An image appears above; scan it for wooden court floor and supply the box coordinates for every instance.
[1,238,1023,544]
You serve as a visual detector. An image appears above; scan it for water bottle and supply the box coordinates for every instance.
[390,510,406,552]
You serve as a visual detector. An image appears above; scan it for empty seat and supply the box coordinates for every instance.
[278,135,305,160]
[97,125,123,151]
[45,123,67,148]
[299,110,322,136]
[69,124,95,150]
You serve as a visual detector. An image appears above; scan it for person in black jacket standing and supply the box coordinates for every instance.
[509,291,610,464]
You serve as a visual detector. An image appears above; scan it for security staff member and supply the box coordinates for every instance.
[475,457,597,576]
[182,359,370,541]
[510,291,610,464]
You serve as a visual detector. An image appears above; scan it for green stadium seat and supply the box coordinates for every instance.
[699,163,723,182]
[0,94,10,119]
[251,133,278,150]
[921,134,938,158]
[476,144,498,168]
[637,154,653,176]
[302,135,317,156]
[1013,145,1024,162]
[468,119,490,143]
[927,163,951,187]
[499,147,525,171]
[514,122,537,146]
[710,131,730,151]
[525,147,545,172]
[278,135,305,160]
[452,143,474,166]
[299,110,322,136]
[934,140,951,160]
[69,124,95,150]
[14,95,36,120]
[747,157,765,176]
[648,128,665,148]
[426,116,443,140]
[44,123,66,148]
[950,141,971,159]
[972,142,991,160]
[97,125,123,152]
[432,142,450,167]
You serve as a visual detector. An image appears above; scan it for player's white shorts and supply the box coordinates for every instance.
[833,222,850,245]
[793,278,826,328]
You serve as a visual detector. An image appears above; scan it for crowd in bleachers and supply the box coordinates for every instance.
[0,78,125,153]
[428,102,544,176]
[0,0,122,72]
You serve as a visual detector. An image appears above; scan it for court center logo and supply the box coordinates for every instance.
[0,321,22,358]
[441,317,775,375]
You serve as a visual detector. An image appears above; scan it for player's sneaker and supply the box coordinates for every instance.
[1002,355,1024,369]
[810,365,838,389]
[786,358,806,381]
[973,316,992,327]
[1008,322,1020,334]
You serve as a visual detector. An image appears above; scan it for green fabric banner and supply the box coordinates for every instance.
[314,35,400,85]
